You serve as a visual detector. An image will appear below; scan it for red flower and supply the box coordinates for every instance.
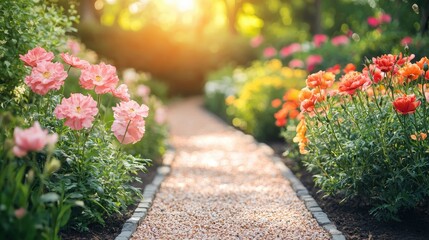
[338,71,371,95]
[367,17,379,28]
[327,64,341,75]
[313,34,328,47]
[363,64,383,83]
[401,36,413,46]
[393,94,420,115]
[373,54,396,72]
[343,63,356,74]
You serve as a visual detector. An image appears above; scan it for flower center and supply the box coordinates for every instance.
[43,71,51,78]
[76,106,81,113]
[95,75,102,82]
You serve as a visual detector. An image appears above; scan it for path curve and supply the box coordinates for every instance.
[131,97,329,239]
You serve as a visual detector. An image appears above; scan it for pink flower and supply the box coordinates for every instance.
[331,35,349,46]
[112,100,149,122]
[288,59,304,68]
[263,47,277,58]
[380,13,391,23]
[19,47,54,68]
[112,100,149,144]
[367,17,379,28]
[112,84,130,102]
[155,107,167,124]
[401,36,413,46]
[79,63,119,94]
[137,84,151,97]
[67,39,80,55]
[250,35,264,48]
[280,43,301,58]
[60,53,89,69]
[313,34,328,47]
[306,55,323,72]
[13,122,58,157]
[54,93,98,130]
[14,208,27,219]
[24,61,67,95]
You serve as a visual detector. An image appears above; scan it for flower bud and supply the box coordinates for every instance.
[412,4,419,14]
[44,158,61,175]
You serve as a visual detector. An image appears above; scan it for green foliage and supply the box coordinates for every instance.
[0,0,77,103]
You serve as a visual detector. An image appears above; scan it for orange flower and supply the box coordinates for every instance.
[311,87,326,102]
[271,98,282,108]
[274,108,288,127]
[293,119,308,154]
[300,96,317,113]
[399,63,423,82]
[410,132,427,141]
[306,71,335,89]
[299,87,313,102]
[416,57,429,70]
[338,71,371,95]
[393,94,421,115]
[289,109,300,119]
[326,64,341,75]
[283,89,300,101]
[343,63,356,74]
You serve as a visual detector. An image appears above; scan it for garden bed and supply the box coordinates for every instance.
[60,164,159,240]
[270,142,429,240]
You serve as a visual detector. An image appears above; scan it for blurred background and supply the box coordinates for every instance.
[64,0,429,95]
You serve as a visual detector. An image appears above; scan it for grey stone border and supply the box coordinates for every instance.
[115,146,176,240]
[258,143,346,240]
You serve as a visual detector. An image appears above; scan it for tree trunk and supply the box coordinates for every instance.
[312,0,322,34]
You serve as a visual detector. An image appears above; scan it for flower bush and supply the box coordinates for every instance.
[0,43,154,238]
[205,59,306,141]
[295,52,429,221]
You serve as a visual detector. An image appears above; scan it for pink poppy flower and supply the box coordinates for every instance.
[112,84,130,102]
[67,39,80,56]
[111,118,146,145]
[288,59,304,68]
[13,122,58,157]
[367,17,379,28]
[79,63,119,94]
[380,13,391,23]
[54,93,98,130]
[19,47,54,68]
[111,100,149,144]
[24,61,67,95]
[250,35,264,48]
[331,35,349,46]
[112,100,149,122]
[60,53,90,69]
[313,34,328,47]
[401,36,413,46]
[263,47,277,58]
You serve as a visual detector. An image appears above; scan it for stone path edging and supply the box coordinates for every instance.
[115,146,176,240]
[257,142,346,240]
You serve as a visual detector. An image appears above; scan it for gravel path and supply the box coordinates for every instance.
[131,97,330,239]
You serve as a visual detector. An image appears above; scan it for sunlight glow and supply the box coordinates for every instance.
[164,0,196,12]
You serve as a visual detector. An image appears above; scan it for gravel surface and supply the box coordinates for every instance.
[131,97,330,239]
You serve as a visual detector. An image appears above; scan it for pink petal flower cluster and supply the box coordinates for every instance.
[280,43,301,58]
[263,47,277,58]
[13,122,58,157]
[306,55,323,72]
[367,13,391,28]
[79,63,119,94]
[401,36,413,46]
[250,35,264,48]
[19,47,54,67]
[112,84,130,102]
[112,100,149,144]
[60,53,89,69]
[331,35,349,46]
[54,93,98,130]
[24,61,67,95]
[288,59,304,69]
[67,39,81,55]
[313,34,328,47]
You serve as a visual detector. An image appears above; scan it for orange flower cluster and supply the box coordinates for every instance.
[393,94,421,115]
[272,89,300,127]
[338,71,371,95]
[293,119,308,154]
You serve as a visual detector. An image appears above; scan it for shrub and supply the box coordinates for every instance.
[296,53,429,220]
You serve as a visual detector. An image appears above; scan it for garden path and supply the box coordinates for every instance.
[131,97,329,239]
